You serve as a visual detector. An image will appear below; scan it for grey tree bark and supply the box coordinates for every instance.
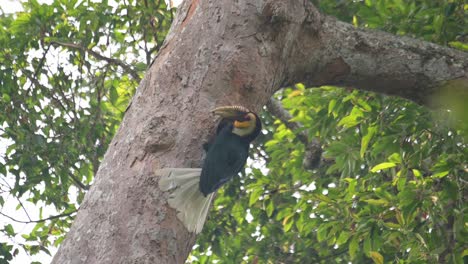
[52,0,467,263]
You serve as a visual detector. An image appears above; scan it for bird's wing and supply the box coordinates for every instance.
[200,129,249,195]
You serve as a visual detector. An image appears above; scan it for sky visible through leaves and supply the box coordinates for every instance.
[0,0,179,262]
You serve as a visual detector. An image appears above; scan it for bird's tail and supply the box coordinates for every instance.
[157,168,214,234]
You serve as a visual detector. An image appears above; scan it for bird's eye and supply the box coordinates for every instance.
[244,115,251,121]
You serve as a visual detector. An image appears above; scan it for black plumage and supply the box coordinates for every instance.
[199,110,261,196]
[158,105,261,233]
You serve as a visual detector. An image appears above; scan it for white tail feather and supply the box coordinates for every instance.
[157,168,214,234]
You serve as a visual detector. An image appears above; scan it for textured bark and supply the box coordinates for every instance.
[290,13,468,105]
[52,0,468,263]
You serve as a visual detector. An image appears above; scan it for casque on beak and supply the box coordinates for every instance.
[211,105,250,119]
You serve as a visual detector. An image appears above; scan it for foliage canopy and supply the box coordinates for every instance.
[0,0,466,263]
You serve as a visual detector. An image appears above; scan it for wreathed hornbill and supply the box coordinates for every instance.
[158,106,261,233]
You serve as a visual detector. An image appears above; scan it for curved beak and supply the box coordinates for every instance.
[212,105,250,119]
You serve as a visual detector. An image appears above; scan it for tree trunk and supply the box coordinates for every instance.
[52,0,467,263]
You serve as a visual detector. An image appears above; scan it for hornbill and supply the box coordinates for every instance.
[158,105,261,233]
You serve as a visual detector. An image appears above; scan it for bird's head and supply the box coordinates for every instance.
[212,105,262,141]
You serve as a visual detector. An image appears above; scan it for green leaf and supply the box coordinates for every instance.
[415,233,427,248]
[249,188,262,206]
[349,236,359,259]
[383,222,400,229]
[433,15,444,35]
[317,225,329,242]
[357,98,372,112]
[4,224,15,237]
[231,202,244,224]
[295,213,305,233]
[363,237,372,254]
[264,140,279,148]
[54,236,65,247]
[328,99,337,114]
[360,126,377,158]
[371,162,397,172]
[345,178,357,200]
[337,115,360,128]
[337,106,364,128]
[449,41,468,51]
[0,163,5,176]
[412,169,422,178]
[2,93,11,102]
[388,153,402,163]
[266,200,274,217]
[276,207,293,220]
[398,186,417,207]
[282,214,294,232]
[313,194,333,204]
[432,171,449,178]
[362,199,389,206]
[336,231,350,245]
[109,85,118,106]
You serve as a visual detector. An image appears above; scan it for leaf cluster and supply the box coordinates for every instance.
[0,0,174,261]
[193,86,466,263]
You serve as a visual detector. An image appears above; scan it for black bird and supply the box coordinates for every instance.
[158,106,262,233]
[200,105,262,196]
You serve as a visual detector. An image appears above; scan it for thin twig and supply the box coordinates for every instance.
[26,44,51,96]
[16,198,32,222]
[266,98,308,144]
[23,71,76,123]
[70,164,90,190]
[50,41,141,82]
[0,210,77,224]
[266,98,322,169]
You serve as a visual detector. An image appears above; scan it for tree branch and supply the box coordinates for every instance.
[0,210,77,224]
[282,1,468,106]
[69,165,91,191]
[50,41,141,82]
[266,98,308,143]
[267,98,322,169]
[0,179,32,222]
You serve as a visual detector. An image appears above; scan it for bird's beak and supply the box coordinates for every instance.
[234,120,251,128]
[211,105,250,119]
